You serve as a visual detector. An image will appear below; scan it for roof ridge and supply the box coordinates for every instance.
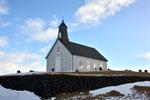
[69,41,94,49]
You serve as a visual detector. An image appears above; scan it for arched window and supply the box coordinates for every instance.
[58,32,62,39]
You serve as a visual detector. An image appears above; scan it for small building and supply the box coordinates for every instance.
[46,20,108,72]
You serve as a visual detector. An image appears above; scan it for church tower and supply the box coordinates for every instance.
[58,19,69,43]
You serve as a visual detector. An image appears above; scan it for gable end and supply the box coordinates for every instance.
[45,39,59,59]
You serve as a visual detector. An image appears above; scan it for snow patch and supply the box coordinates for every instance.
[0,85,40,100]
[90,81,150,96]
[1,71,47,76]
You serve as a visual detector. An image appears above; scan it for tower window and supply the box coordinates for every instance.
[58,32,62,39]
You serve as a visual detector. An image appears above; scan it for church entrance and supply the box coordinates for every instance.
[55,57,61,72]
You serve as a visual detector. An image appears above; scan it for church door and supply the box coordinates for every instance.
[55,57,61,72]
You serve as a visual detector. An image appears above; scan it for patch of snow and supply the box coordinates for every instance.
[0,71,65,76]
[1,71,47,76]
[51,97,56,100]
[90,81,150,96]
[0,85,40,100]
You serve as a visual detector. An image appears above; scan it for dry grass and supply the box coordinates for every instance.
[76,96,105,100]
[55,91,89,100]
[62,71,150,77]
[2,71,150,77]
[133,85,150,97]
[76,90,124,100]
[102,90,124,97]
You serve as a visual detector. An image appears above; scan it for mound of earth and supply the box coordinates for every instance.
[102,90,124,97]
[133,85,150,96]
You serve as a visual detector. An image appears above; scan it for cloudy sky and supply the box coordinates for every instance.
[0,0,150,75]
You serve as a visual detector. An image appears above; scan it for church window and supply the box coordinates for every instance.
[93,64,96,69]
[79,60,84,69]
[58,32,62,39]
[87,63,90,69]
[57,46,60,52]
[86,61,90,70]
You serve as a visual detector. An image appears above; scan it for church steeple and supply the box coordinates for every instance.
[58,19,69,43]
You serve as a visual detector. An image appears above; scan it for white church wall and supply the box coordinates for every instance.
[47,40,72,72]
[73,55,107,71]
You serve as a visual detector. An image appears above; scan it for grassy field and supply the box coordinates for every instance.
[48,70,150,77]
[1,70,150,77]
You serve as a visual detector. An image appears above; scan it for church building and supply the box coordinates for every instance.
[46,20,108,72]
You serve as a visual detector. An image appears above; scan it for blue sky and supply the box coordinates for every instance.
[0,0,150,75]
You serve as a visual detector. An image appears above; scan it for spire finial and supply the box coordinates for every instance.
[62,16,64,22]
[58,17,69,43]
[59,17,67,29]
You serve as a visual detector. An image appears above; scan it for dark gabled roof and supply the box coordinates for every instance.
[58,19,67,29]
[63,41,108,61]
[45,40,108,61]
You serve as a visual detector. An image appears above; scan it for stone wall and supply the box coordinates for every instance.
[0,73,150,99]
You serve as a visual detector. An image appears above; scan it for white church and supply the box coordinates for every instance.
[46,20,108,72]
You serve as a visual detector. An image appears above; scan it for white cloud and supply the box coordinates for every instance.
[0,0,9,15]
[49,16,59,27]
[0,36,9,48]
[0,50,45,75]
[139,52,150,60]
[74,0,135,26]
[0,20,11,28]
[20,18,58,42]
[40,45,51,54]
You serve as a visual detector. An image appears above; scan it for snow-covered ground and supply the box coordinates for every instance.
[0,71,64,76]
[0,85,40,100]
[90,81,150,96]
[89,81,150,100]
[1,71,47,76]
